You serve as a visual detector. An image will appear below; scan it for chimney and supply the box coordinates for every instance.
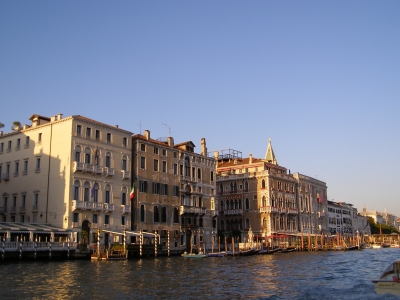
[249,153,253,164]
[214,151,219,160]
[201,138,207,156]
[50,116,56,122]
[144,130,150,140]
[168,136,174,146]
[57,113,63,120]
[115,125,119,128]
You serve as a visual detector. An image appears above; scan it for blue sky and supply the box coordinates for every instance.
[1,1,399,217]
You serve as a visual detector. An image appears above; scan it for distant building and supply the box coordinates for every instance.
[0,114,133,245]
[131,130,217,253]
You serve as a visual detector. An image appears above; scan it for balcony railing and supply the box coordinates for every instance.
[19,206,26,212]
[224,209,243,215]
[121,170,130,180]
[121,205,131,214]
[72,200,105,211]
[32,205,39,212]
[180,205,206,215]
[104,167,114,177]
[0,207,7,213]
[103,203,114,212]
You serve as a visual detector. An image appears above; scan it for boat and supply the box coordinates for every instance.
[226,250,240,256]
[372,259,400,295]
[181,251,207,258]
[239,248,259,256]
[258,247,282,255]
[207,251,227,257]
[277,247,296,253]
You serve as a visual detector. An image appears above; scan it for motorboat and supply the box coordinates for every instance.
[181,251,207,258]
[372,259,400,295]
[239,248,259,256]
[258,247,282,255]
[207,251,227,257]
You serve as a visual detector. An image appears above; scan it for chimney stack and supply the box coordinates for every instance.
[249,153,253,164]
[144,130,150,140]
[168,136,174,146]
[201,138,207,156]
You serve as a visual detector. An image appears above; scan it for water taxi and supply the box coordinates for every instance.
[372,259,400,295]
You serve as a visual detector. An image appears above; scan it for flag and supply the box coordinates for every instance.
[91,182,97,199]
[130,184,135,200]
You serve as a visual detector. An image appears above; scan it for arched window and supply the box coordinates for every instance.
[105,185,111,203]
[83,182,90,201]
[121,187,127,205]
[272,196,275,207]
[233,182,237,192]
[263,217,267,228]
[85,147,91,164]
[245,198,250,210]
[226,200,230,210]
[161,206,167,223]
[184,157,190,177]
[122,155,127,171]
[245,218,250,229]
[197,168,201,180]
[244,181,249,191]
[219,184,223,194]
[238,199,242,209]
[230,183,233,192]
[74,180,80,200]
[262,196,267,207]
[93,182,99,202]
[154,206,159,222]
[199,196,202,208]
[210,171,214,182]
[105,152,111,168]
[94,149,100,165]
[75,146,81,162]
[227,220,230,231]
[173,207,179,223]
[140,204,145,222]
[261,179,265,189]
[220,200,224,212]
[221,220,224,231]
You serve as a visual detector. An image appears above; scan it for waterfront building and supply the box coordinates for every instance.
[131,130,217,253]
[355,214,371,237]
[0,114,133,245]
[327,201,360,236]
[359,208,385,225]
[292,173,328,235]
[215,139,298,243]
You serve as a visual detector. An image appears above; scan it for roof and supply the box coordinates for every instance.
[133,134,197,152]
[0,222,70,234]
[217,157,263,168]
[73,115,133,134]
[265,137,277,164]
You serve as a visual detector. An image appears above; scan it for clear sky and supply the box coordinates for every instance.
[1,1,399,216]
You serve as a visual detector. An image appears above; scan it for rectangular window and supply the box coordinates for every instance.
[173,152,177,159]
[25,136,30,147]
[140,156,146,169]
[104,215,110,225]
[154,147,159,154]
[16,138,21,149]
[93,214,98,224]
[121,216,126,226]
[86,127,91,138]
[95,130,100,140]
[106,133,111,143]
[0,142,3,152]
[161,184,168,196]
[173,186,179,197]
[122,192,126,205]
[173,163,178,175]
[77,125,82,136]
[123,137,127,147]
[36,158,41,172]
[73,213,79,223]
[162,161,167,173]
[8,141,12,151]
[139,180,148,193]
[162,149,167,156]
[12,195,17,208]
[14,162,19,176]
[153,159,158,172]
[140,143,146,151]
[34,194,38,206]
[22,194,26,207]
[105,191,110,203]
[152,182,160,194]
[38,133,42,143]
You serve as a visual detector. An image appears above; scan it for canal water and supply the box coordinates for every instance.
[1,248,399,299]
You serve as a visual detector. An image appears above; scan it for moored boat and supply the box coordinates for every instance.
[258,247,282,255]
[372,259,400,295]
[239,248,259,256]
[182,251,207,258]
[207,251,227,257]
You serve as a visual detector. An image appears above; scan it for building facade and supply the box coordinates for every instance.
[132,130,217,252]
[0,114,133,245]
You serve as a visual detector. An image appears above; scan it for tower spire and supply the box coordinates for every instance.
[265,137,277,165]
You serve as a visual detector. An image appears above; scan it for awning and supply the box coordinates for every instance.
[0,222,71,233]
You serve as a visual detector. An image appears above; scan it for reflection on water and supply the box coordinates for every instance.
[1,249,400,299]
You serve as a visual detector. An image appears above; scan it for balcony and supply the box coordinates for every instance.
[179,205,206,215]
[104,167,114,177]
[121,205,131,214]
[210,210,218,217]
[73,161,85,172]
[19,206,26,213]
[93,165,103,175]
[0,207,7,214]
[121,170,130,180]
[10,206,17,214]
[72,200,104,211]
[287,208,298,215]
[2,173,10,181]
[73,162,103,175]
[32,205,39,212]
[180,175,196,183]
[103,203,114,212]
[260,206,280,213]
[224,209,243,215]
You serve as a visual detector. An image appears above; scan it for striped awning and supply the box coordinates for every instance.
[0,222,70,233]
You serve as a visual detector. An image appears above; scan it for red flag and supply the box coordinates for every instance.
[130,184,135,200]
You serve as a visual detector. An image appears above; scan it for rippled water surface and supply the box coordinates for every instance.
[1,248,400,299]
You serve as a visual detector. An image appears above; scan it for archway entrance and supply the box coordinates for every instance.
[81,220,91,244]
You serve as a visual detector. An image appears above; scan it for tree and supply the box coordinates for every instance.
[12,121,21,131]
[0,122,4,129]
